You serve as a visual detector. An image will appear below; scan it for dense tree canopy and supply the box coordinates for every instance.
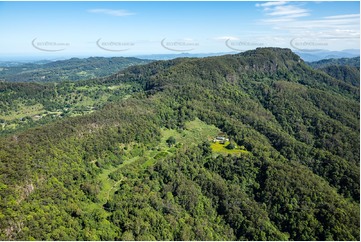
[0,48,359,240]
[307,57,360,86]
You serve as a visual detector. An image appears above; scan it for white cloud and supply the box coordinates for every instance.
[256,2,359,50]
[88,9,135,17]
[213,36,239,41]
[274,14,360,31]
[257,2,310,20]
[324,14,360,19]
[255,2,287,8]
[266,5,309,17]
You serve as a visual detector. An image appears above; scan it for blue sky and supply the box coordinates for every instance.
[0,1,359,58]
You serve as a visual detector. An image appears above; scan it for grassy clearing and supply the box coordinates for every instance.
[0,103,44,121]
[96,156,139,204]
[83,155,140,217]
[76,71,88,76]
[141,150,170,168]
[210,141,249,155]
[161,118,250,156]
[75,85,100,91]
[160,118,220,148]
[73,95,100,107]
[108,84,131,90]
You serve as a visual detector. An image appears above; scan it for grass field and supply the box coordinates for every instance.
[107,84,131,90]
[210,141,249,155]
[96,156,139,204]
[160,118,220,148]
[0,103,44,121]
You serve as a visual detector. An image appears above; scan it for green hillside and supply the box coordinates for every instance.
[0,80,141,134]
[307,57,360,86]
[307,57,360,68]
[0,57,152,83]
[0,48,359,240]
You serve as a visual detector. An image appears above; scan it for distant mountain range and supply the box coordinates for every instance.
[134,52,237,60]
[295,49,360,62]
[133,49,360,62]
[0,57,152,82]
[1,49,359,66]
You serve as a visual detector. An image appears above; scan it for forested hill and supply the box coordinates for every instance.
[0,56,152,82]
[108,48,357,95]
[307,57,360,86]
[308,56,360,68]
[0,48,359,240]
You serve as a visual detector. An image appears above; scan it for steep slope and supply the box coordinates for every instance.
[0,48,359,240]
[307,57,360,86]
[319,65,360,86]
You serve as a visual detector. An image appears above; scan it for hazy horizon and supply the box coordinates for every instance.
[0,48,359,63]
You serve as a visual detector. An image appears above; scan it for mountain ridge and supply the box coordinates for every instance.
[0,56,152,83]
[0,47,359,240]
[102,48,358,99]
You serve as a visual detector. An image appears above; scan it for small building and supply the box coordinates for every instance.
[216,136,226,141]
[213,136,229,144]
[33,115,43,120]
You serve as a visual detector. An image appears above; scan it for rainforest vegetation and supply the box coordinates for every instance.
[0,48,359,240]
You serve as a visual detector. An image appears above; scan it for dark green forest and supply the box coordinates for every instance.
[308,57,360,68]
[0,48,359,240]
[308,57,360,86]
